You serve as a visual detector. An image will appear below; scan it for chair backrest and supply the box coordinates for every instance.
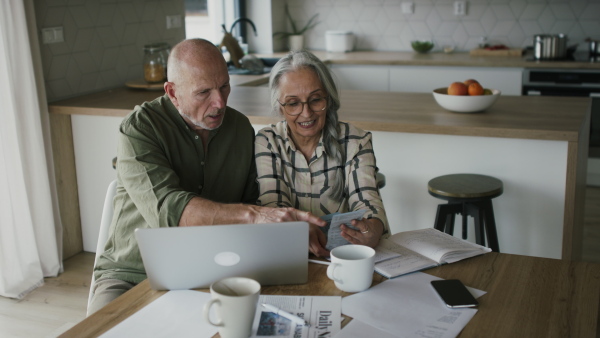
[376,172,386,189]
[87,179,117,315]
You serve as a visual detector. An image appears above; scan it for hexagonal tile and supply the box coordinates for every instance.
[69,5,93,28]
[73,51,97,73]
[48,54,70,81]
[519,20,543,40]
[425,8,442,35]
[491,4,515,21]
[537,7,556,33]
[65,58,82,91]
[507,24,527,48]
[520,4,545,21]
[581,3,600,20]
[43,6,66,27]
[490,21,515,37]
[96,3,116,27]
[480,8,497,36]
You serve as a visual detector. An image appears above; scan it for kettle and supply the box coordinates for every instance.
[533,34,567,60]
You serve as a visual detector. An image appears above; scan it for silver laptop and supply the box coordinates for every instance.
[135,222,309,290]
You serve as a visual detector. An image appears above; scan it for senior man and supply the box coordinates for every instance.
[88,39,325,315]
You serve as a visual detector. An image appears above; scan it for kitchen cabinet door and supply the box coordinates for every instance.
[329,65,389,91]
[389,66,523,95]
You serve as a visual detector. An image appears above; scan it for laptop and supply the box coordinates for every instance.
[134,222,309,290]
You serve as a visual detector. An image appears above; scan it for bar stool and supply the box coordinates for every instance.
[427,173,502,252]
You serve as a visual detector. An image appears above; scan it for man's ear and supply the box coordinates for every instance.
[164,82,178,107]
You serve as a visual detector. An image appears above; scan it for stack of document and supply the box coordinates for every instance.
[336,272,484,338]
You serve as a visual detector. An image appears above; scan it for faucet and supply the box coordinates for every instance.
[229,18,257,41]
[219,18,257,68]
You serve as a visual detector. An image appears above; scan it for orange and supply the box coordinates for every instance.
[468,82,484,96]
[464,79,479,86]
[448,82,468,95]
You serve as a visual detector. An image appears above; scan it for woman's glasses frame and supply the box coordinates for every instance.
[278,96,328,116]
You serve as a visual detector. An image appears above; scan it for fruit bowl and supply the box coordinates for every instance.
[432,88,501,113]
[411,40,434,53]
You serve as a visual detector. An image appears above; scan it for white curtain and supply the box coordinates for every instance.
[0,1,63,299]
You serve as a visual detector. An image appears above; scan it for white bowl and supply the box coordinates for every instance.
[432,88,501,113]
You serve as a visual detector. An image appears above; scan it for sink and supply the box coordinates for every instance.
[228,57,280,75]
[259,57,280,67]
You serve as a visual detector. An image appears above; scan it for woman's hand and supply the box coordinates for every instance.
[309,223,330,258]
[340,218,384,248]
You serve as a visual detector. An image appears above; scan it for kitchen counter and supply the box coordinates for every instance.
[260,50,600,69]
[49,86,587,142]
[49,86,590,261]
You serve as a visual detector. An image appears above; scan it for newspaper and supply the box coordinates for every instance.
[251,295,341,338]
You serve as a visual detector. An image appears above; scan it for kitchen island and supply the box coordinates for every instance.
[49,85,590,261]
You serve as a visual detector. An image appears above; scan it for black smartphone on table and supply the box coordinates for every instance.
[431,279,479,308]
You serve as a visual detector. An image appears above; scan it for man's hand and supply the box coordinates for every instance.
[252,206,327,228]
[251,206,329,257]
[308,223,329,258]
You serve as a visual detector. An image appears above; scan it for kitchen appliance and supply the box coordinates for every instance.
[325,31,354,52]
[533,34,568,60]
[588,39,600,56]
[522,68,600,185]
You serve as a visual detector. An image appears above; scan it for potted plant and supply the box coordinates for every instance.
[273,5,319,51]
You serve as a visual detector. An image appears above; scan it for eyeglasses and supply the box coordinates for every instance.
[278,96,328,116]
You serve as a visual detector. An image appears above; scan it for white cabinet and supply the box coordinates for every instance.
[71,115,122,252]
[329,65,389,91]
[389,66,523,95]
[329,64,523,95]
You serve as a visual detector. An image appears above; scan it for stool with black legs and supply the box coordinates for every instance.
[427,173,502,252]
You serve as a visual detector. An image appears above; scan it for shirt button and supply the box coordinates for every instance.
[198,185,203,190]
[195,135,199,139]
[201,161,205,166]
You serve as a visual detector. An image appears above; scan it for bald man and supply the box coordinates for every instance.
[88,39,326,316]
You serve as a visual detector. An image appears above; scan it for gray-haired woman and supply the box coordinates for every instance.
[254,50,389,258]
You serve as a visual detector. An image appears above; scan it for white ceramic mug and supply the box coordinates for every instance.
[203,277,261,338]
[327,244,375,292]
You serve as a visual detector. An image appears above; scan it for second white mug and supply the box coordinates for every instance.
[327,244,375,292]
[203,277,261,338]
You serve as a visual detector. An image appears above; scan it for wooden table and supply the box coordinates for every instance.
[60,253,600,338]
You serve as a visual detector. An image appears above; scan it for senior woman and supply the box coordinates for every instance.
[254,50,389,258]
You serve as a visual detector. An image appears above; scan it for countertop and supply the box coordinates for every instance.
[48,86,590,142]
[261,50,600,69]
[48,50,593,140]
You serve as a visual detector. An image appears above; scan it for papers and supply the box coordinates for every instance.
[338,273,485,338]
[321,210,366,250]
[252,295,341,338]
[100,290,340,338]
[98,273,484,338]
[100,290,217,338]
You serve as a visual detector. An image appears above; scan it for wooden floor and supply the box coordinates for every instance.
[1,187,600,338]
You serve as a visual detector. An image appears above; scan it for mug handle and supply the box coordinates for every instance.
[203,299,224,327]
[327,263,343,284]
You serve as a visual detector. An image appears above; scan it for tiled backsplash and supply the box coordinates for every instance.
[34,0,185,102]
[290,0,600,53]
[34,0,600,102]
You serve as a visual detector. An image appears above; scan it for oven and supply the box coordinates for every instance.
[522,68,600,185]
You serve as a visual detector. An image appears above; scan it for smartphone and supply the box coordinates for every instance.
[431,279,479,308]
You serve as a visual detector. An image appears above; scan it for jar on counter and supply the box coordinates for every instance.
[143,44,167,83]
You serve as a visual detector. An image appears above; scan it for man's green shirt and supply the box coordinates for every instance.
[94,94,258,284]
